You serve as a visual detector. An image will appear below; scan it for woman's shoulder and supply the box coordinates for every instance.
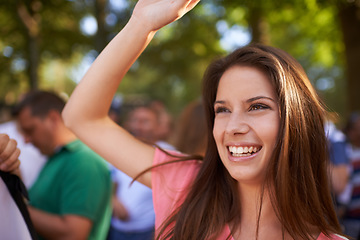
[152,148,201,184]
[153,147,202,168]
[152,148,202,228]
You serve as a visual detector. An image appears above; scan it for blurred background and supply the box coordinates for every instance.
[0,0,359,124]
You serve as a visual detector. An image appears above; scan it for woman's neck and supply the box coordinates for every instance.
[231,183,321,240]
[231,183,290,240]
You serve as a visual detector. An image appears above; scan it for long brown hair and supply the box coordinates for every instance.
[155,44,342,240]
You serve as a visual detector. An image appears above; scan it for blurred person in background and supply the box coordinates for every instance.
[108,104,174,240]
[341,112,360,239]
[150,100,173,144]
[125,104,175,150]
[170,99,207,156]
[13,90,112,240]
[325,117,351,228]
[107,166,155,240]
[0,103,46,189]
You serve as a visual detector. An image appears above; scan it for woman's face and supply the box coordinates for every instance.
[213,66,280,186]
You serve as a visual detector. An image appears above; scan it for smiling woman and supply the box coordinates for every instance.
[62,0,347,239]
[196,44,347,240]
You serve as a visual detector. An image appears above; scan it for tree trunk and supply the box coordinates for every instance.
[338,1,360,113]
[248,5,270,44]
[17,0,41,90]
[27,32,39,90]
[94,0,108,54]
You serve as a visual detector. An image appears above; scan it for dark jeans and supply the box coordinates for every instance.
[107,225,154,240]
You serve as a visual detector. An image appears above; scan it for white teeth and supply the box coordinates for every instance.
[228,145,260,156]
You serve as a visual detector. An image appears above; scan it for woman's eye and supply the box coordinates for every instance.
[215,107,229,114]
[249,104,269,111]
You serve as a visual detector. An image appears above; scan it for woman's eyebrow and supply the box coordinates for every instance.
[214,100,225,106]
[214,96,276,107]
[246,96,276,103]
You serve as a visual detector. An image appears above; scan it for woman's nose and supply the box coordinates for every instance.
[225,112,250,135]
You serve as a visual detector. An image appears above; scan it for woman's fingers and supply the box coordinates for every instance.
[185,0,201,12]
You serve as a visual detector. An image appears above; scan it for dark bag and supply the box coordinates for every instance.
[0,171,38,240]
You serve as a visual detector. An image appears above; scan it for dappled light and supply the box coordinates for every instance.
[0,0,359,120]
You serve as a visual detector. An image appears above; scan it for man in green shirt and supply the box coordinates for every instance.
[14,90,112,240]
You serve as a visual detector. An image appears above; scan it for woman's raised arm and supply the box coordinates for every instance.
[62,0,200,187]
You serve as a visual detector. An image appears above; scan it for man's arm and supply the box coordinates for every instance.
[112,197,129,221]
[28,206,92,240]
[111,181,129,221]
[330,164,350,195]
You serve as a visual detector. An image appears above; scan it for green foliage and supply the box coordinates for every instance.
[264,2,346,117]
[0,0,350,121]
[0,0,90,105]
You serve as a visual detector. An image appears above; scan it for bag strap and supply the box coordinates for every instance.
[0,171,38,240]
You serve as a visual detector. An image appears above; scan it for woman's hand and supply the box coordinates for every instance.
[131,0,200,32]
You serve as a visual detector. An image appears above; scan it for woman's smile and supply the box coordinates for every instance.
[227,144,263,164]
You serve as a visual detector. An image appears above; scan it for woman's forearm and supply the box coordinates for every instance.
[63,17,156,130]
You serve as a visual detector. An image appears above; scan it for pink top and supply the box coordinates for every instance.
[151,148,347,240]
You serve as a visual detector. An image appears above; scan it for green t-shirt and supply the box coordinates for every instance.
[29,140,112,240]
